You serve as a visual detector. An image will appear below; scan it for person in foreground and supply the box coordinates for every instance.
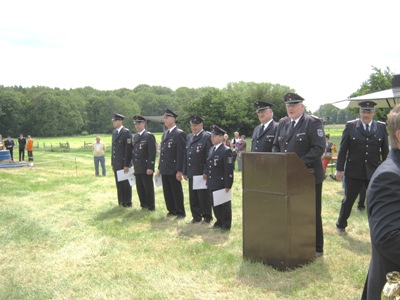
[111,113,133,207]
[361,104,400,300]
[272,92,325,257]
[206,125,234,231]
[183,115,213,224]
[251,101,278,153]
[132,115,156,211]
[157,109,187,219]
[335,101,388,234]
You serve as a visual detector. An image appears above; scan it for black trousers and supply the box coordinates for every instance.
[361,231,400,300]
[357,182,367,209]
[161,174,185,217]
[316,183,323,253]
[188,178,212,222]
[336,177,369,229]
[209,189,231,229]
[135,173,155,210]
[113,170,132,207]
[28,151,33,161]
[19,148,25,161]
[8,148,14,161]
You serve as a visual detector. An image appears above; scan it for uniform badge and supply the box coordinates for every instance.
[227,157,233,164]
[127,139,132,144]
[317,129,323,137]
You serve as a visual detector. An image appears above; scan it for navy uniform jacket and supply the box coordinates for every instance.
[336,119,388,180]
[272,114,325,184]
[363,149,400,299]
[206,144,234,190]
[183,130,212,178]
[158,127,186,175]
[251,120,278,152]
[111,127,133,170]
[132,130,156,174]
[336,120,389,180]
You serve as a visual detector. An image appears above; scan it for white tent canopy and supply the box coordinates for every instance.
[332,89,400,109]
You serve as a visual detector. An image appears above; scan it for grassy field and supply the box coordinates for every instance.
[0,127,372,300]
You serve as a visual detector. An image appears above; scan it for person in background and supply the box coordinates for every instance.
[92,136,106,176]
[207,125,234,231]
[132,115,156,211]
[18,133,26,161]
[0,134,3,150]
[157,109,187,219]
[236,135,247,171]
[361,104,400,300]
[26,135,34,161]
[183,115,213,224]
[321,134,336,176]
[111,113,133,208]
[4,136,15,161]
[251,101,278,153]
[335,101,389,235]
[273,92,326,257]
[223,134,231,148]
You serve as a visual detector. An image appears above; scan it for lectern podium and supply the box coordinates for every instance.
[242,152,316,270]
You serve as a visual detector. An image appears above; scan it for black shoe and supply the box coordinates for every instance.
[220,227,231,232]
[175,215,186,220]
[186,219,201,224]
[329,174,337,180]
[316,252,323,258]
[165,212,176,218]
[357,207,365,213]
[123,204,132,208]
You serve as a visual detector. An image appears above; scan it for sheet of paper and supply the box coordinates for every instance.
[154,173,162,187]
[193,175,207,190]
[213,188,232,206]
[128,176,135,187]
[116,167,134,183]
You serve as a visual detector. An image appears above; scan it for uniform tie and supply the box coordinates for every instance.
[290,120,296,132]
[259,124,265,137]
[365,124,369,133]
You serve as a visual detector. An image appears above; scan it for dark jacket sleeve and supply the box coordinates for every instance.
[336,122,351,172]
[147,133,157,171]
[176,130,186,172]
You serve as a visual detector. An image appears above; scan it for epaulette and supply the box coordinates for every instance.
[147,131,154,135]
[347,119,357,124]
[311,115,320,120]
[377,120,386,125]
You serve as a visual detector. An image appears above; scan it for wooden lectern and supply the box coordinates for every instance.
[242,152,316,271]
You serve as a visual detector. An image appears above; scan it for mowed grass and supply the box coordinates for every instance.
[0,128,372,300]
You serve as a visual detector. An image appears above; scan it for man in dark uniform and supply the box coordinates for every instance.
[251,101,278,152]
[272,92,326,257]
[335,101,389,235]
[18,133,26,161]
[361,104,400,300]
[206,125,234,231]
[4,136,15,161]
[183,115,213,224]
[111,113,133,207]
[132,115,157,211]
[157,109,187,219]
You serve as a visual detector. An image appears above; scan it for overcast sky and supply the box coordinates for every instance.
[1,0,399,112]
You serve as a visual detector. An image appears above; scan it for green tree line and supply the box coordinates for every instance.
[0,67,394,137]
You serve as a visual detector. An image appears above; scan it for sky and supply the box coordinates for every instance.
[1,0,399,112]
